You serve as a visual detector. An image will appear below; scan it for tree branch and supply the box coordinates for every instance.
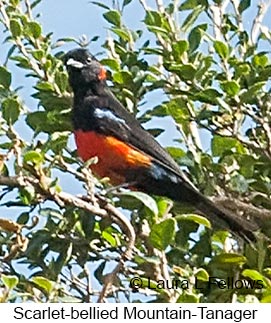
[214,196,271,223]
[0,173,136,302]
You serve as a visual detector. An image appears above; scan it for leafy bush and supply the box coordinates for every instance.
[0,0,271,303]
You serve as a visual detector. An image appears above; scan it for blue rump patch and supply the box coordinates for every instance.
[150,163,179,183]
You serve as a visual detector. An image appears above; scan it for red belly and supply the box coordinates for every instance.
[74,130,151,185]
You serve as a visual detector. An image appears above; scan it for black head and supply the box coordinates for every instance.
[64,48,106,91]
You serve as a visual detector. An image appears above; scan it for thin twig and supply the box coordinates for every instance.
[155,0,165,13]
[138,0,149,11]
[0,2,49,80]
[251,1,271,45]
[24,0,33,19]
[96,201,136,302]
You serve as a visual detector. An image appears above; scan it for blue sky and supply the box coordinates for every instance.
[38,0,144,52]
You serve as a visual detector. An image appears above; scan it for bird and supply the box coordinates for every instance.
[64,47,258,241]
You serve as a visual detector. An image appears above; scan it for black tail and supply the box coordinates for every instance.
[194,194,258,241]
[171,180,258,241]
[134,169,258,241]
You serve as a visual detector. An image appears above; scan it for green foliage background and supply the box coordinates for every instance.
[0,0,271,303]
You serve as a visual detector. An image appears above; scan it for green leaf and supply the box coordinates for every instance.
[0,66,12,88]
[238,155,255,178]
[140,277,158,290]
[1,274,19,290]
[263,268,271,277]
[31,49,44,61]
[103,10,121,27]
[26,111,47,131]
[212,253,247,265]
[144,11,162,27]
[102,231,117,247]
[123,0,133,7]
[91,1,110,10]
[169,64,196,81]
[149,218,176,250]
[195,55,212,80]
[26,110,72,133]
[10,0,20,5]
[167,147,186,161]
[230,174,249,193]
[240,81,266,104]
[28,21,42,38]
[211,136,238,156]
[100,58,120,71]
[10,55,31,69]
[214,40,229,59]
[147,127,164,137]
[109,27,131,41]
[242,269,267,286]
[2,98,20,125]
[19,186,35,205]
[175,213,211,228]
[252,53,268,67]
[195,88,222,104]
[17,212,30,225]
[112,70,133,84]
[238,0,251,13]
[177,293,199,303]
[35,81,55,91]
[262,295,271,303]
[55,71,69,93]
[195,268,209,281]
[94,261,106,284]
[179,0,207,10]
[118,191,158,216]
[147,26,169,37]
[234,63,251,77]
[47,132,69,153]
[181,6,204,32]
[23,150,44,165]
[172,40,189,58]
[31,0,42,9]
[220,80,240,96]
[31,276,54,295]
[10,19,22,37]
[188,24,207,52]
[156,198,172,217]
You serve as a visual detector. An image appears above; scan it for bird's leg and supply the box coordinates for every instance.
[102,182,137,195]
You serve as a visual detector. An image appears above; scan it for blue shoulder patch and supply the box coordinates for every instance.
[94,108,125,124]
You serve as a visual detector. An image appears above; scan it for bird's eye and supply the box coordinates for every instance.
[86,57,92,64]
